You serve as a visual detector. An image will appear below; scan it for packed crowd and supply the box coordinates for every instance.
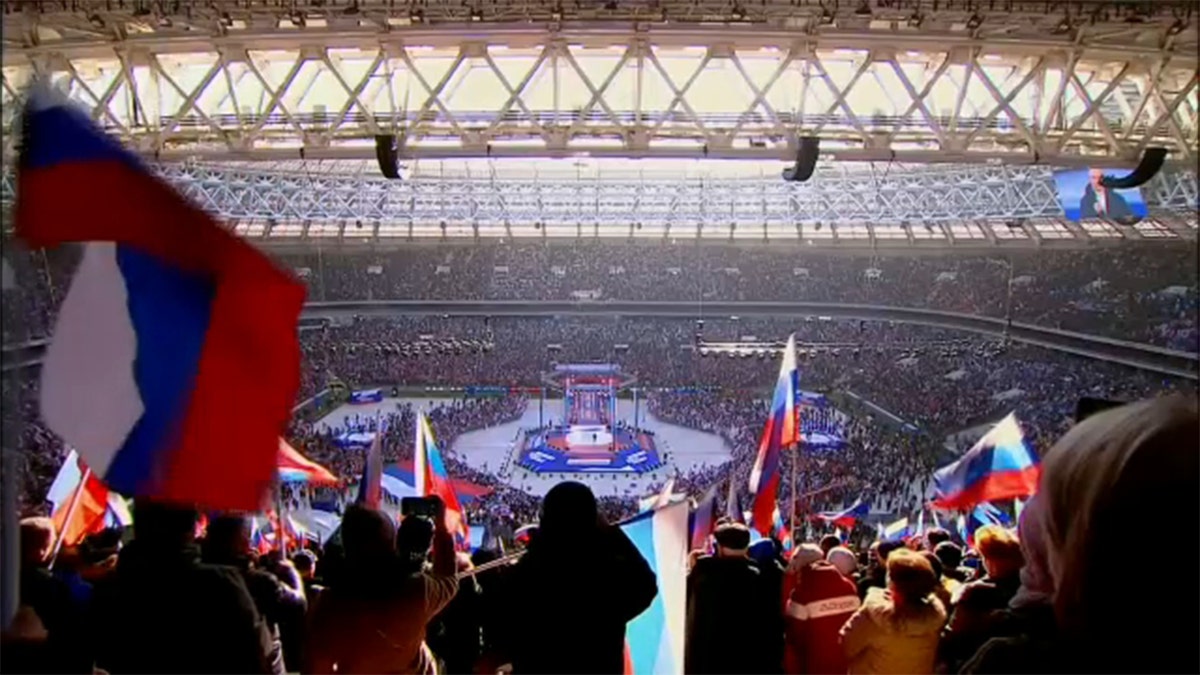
[10,394,1197,675]
[6,241,1198,350]
[9,310,1194,524]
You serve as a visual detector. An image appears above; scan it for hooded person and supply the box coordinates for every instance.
[964,394,1199,675]
[826,547,858,580]
[840,548,947,675]
[782,544,826,613]
[784,545,860,674]
[501,481,657,674]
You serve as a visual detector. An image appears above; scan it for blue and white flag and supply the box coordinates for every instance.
[349,389,384,404]
[620,499,688,675]
[881,517,910,542]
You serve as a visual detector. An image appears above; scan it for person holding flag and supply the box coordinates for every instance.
[305,497,459,674]
[414,411,470,550]
[748,334,801,539]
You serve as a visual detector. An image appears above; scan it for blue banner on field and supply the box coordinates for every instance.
[349,389,384,404]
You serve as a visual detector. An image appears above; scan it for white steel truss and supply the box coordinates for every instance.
[4,160,1191,245]
[2,15,1197,165]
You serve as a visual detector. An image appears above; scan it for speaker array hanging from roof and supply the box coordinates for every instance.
[782,136,820,182]
[1099,147,1168,189]
[375,134,401,180]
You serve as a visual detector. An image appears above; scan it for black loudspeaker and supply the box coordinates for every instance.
[782,136,820,182]
[1100,147,1167,189]
[375,134,401,179]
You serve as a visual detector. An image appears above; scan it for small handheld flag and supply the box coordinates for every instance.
[414,411,470,549]
[356,414,385,509]
[689,484,718,552]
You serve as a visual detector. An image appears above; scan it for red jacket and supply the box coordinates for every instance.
[784,561,861,675]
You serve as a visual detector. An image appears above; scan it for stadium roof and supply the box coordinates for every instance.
[2,0,1196,165]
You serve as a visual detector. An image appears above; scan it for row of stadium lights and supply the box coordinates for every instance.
[307,339,495,356]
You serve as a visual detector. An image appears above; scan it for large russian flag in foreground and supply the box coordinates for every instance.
[17,88,305,511]
[932,413,1040,511]
[748,334,800,537]
[620,499,688,675]
[414,411,470,549]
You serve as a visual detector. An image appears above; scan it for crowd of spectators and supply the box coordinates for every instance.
[9,308,1193,526]
[6,241,1197,350]
[10,394,1198,674]
[3,236,1198,674]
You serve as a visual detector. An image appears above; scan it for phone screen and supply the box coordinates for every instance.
[1075,397,1124,423]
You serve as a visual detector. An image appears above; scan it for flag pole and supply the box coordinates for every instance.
[790,443,798,542]
[276,483,288,558]
[48,466,92,570]
[2,258,24,629]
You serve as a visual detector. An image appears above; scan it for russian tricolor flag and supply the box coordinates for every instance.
[278,438,339,486]
[932,413,1040,511]
[413,411,469,549]
[356,415,385,509]
[748,334,800,537]
[815,499,870,530]
[17,88,305,511]
[620,499,688,675]
[688,484,718,552]
[46,450,132,546]
[880,517,910,542]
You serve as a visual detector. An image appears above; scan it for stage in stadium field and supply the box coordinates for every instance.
[517,364,663,474]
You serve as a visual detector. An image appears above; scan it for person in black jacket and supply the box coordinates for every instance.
[16,517,92,673]
[88,502,273,674]
[686,523,782,675]
[502,481,657,674]
[202,515,307,674]
[427,553,485,674]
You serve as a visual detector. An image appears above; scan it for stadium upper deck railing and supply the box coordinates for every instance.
[3,300,1196,379]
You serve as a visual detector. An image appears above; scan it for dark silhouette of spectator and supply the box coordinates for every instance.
[503,481,657,674]
[15,517,91,673]
[202,516,307,674]
[89,502,274,674]
[964,395,1199,674]
[687,522,782,674]
[940,525,1025,671]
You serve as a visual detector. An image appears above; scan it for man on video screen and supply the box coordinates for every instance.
[1080,169,1135,221]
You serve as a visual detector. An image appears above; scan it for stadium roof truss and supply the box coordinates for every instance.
[4,160,1191,246]
[2,2,1198,166]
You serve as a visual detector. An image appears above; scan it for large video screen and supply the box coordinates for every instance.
[1053,168,1148,224]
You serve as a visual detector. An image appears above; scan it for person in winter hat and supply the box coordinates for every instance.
[785,552,860,674]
